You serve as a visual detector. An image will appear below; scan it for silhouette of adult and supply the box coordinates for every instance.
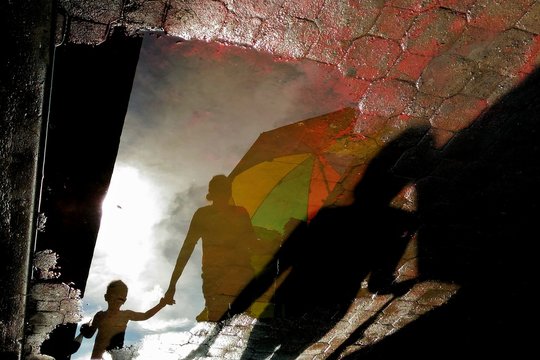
[164,175,257,321]
[219,126,431,359]
[337,68,540,360]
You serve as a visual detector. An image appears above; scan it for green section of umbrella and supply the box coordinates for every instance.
[251,156,313,233]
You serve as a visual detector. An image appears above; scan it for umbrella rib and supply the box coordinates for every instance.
[251,156,313,226]
[315,155,332,194]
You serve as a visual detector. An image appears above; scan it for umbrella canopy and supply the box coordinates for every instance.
[229,107,364,237]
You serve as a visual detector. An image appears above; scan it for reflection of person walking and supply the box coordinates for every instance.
[79,280,168,359]
[164,175,258,321]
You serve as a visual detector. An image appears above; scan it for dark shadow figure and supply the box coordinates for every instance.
[204,126,432,360]
[164,175,258,321]
[341,68,540,359]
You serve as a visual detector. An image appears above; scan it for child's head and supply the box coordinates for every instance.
[104,280,128,310]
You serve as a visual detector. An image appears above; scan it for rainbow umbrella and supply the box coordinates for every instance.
[229,107,363,236]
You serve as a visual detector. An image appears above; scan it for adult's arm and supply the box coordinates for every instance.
[164,210,202,304]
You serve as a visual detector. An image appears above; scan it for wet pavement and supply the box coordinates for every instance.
[132,280,458,359]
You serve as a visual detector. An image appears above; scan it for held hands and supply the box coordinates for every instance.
[163,288,176,305]
[158,297,170,308]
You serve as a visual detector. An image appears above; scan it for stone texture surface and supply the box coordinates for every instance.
[390,51,432,82]
[370,5,416,40]
[438,0,477,13]
[360,79,417,117]
[254,12,319,58]
[223,0,285,19]
[430,94,488,132]
[467,0,533,32]
[1,1,52,358]
[23,251,82,358]
[418,54,475,97]
[58,0,123,24]
[341,36,402,80]
[405,92,443,118]
[220,12,262,46]
[390,0,439,13]
[282,0,325,19]
[307,1,380,64]
[470,28,537,76]
[404,8,467,57]
[516,1,540,35]
[166,0,228,41]
[124,0,169,32]
[68,19,109,45]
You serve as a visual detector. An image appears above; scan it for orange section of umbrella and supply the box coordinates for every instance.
[308,156,342,221]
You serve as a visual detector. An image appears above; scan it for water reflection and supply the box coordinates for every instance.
[78,33,365,359]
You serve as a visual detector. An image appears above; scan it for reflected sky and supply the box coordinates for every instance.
[75,33,361,359]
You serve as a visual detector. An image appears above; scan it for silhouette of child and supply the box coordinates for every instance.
[80,280,168,359]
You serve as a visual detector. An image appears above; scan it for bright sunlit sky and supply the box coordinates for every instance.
[74,33,361,359]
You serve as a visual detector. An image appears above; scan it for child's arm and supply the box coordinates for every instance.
[80,311,104,338]
[126,298,167,321]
